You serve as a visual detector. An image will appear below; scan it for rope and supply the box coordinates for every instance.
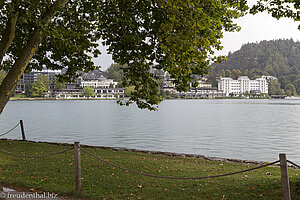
[287,160,300,169]
[0,122,20,137]
[0,147,73,158]
[81,148,280,180]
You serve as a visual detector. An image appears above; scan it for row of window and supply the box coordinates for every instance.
[95,90,124,93]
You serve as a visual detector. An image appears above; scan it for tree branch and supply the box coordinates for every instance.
[0,0,68,114]
[0,0,19,65]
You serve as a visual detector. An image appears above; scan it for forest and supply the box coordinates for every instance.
[209,39,300,95]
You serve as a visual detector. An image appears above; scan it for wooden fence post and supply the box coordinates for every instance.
[20,120,26,141]
[74,142,81,193]
[279,153,291,200]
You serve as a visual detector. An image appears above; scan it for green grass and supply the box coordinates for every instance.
[11,94,27,98]
[0,140,300,200]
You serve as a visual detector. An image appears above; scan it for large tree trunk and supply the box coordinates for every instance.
[0,0,19,65]
[0,0,68,115]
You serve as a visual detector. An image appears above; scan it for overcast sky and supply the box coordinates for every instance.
[94,1,300,71]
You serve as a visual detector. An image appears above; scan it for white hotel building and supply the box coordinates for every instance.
[218,76,268,96]
[80,78,118,88]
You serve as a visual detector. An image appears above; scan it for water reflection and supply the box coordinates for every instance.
[1,99,300,162]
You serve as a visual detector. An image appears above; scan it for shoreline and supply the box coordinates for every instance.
[9,98,119,101]
[10,97,300,101]
[0,138,277,167]
[9,97,272,101]
[1,139,300,199]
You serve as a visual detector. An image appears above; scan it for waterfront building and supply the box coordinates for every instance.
[16,69,60,93]
[218,76,268,96]
[94,88,125,98]
[162,78,225,98]
[263,75,278,81]
[16,69,125,99]
[162,85,225,98]
[79,78,118,89]
[163,84,176,93]
[196,80,213,88]
[177,87,225,98]
[55,87,125,99]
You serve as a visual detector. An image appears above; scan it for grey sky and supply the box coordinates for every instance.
[216,10,300,56]
[94,1,300,71]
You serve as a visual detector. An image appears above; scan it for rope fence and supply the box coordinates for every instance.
[0,120,26,140]
[0,140,297,200]
[0,147,73,158]
[0,122,299,200]
[287,160,300,169]
[0,122,20,137]
[80,147,280,180]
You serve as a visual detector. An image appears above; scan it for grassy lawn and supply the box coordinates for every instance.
[0,139,300,200]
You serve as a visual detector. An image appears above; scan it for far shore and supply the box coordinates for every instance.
[9,96,293,101]
[9,97,121,101]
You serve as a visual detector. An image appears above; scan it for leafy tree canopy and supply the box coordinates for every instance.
[99,0,248,110]
[82,86,95,98]
[0,0,249,113]
[36,74,50,90]
[54,81,65,90]
[284,83,296,96]
[251,0,300,28]
[268,80,284,96]
[30,78,47,97]
[125,86,136,98]
[107,63,126,83]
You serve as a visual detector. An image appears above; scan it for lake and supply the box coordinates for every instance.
[1,99,300,163]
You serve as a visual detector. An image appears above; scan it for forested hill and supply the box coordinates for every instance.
[211,39,300,93]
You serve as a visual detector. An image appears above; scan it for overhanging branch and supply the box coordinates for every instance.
[0,0,19,65]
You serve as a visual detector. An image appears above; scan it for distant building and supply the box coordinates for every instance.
[163,85,225,98]
[263,75,278,81]
[79,78,118,89]
[16,69,60,93]
[177,87,225,98]
[162,78,224,98]
[163,83,176,93]
[94,88,125,98]
[196,80,213,88]
[54,71,123,98]
[16,69,125,99]
[218,76,268,96]
[55,87,125,99]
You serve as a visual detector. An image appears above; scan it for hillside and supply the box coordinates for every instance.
[211,39,300,93]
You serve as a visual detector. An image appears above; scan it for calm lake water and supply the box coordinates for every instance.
[1,99,300,163]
